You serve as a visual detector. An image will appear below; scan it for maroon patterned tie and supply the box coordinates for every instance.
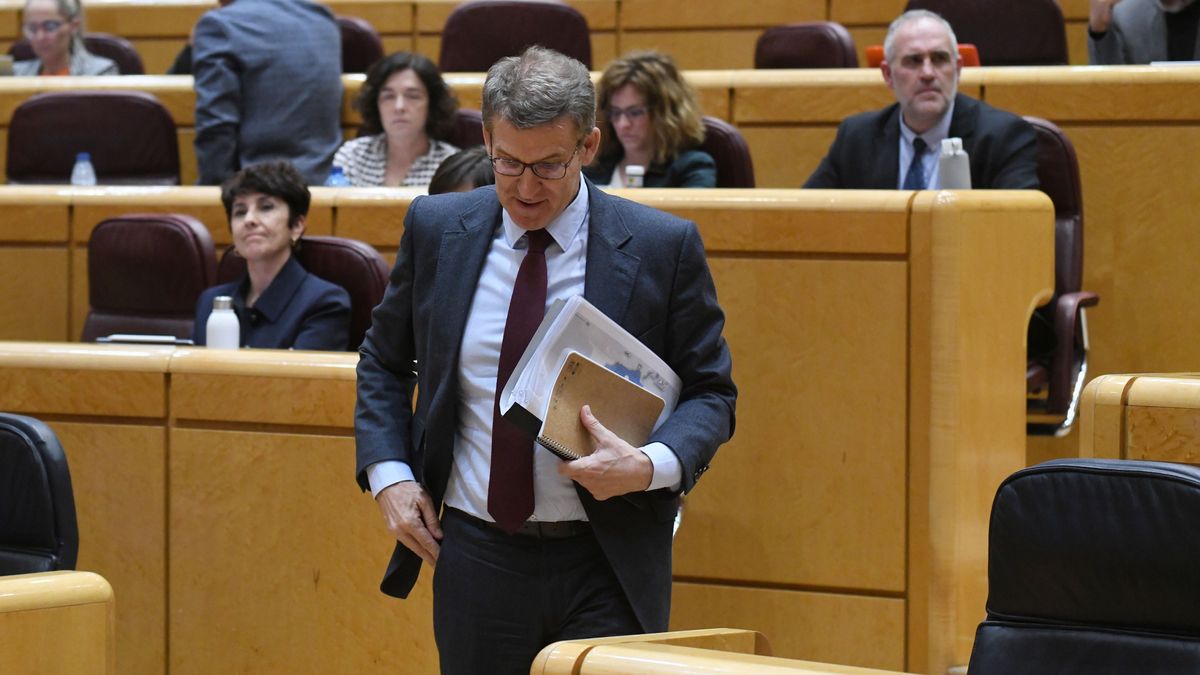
[488,228,551,533]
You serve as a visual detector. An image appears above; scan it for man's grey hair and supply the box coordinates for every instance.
[883,9,958,64]
[481,46,596,139]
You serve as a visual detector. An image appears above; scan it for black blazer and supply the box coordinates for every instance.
[804,93,1039,190]
[354,181,737,632]
[584,149,717,188]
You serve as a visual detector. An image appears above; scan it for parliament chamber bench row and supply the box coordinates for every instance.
[0,188,1053,674]
[0,0,1100,74]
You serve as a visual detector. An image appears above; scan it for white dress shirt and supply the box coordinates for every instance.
[368,183,682,521]
[896,99,956,190]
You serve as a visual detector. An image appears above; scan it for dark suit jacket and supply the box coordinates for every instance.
[584,149,718,188]
[803,93,1039,190]
[192,0,343,185]
[192,255,351,350]
[1089,0,1200,64]
[354,181,737,632]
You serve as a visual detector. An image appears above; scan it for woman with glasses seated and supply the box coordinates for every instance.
[14,0,117,76]
[334,52,460,187]
[192,161,351,350]
[584,50,716,188]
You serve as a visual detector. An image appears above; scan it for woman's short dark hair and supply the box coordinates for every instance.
[355,51,458,140]
[428,145,495,195]
[220,161,311,226]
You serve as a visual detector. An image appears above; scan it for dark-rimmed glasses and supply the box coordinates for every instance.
[489,146,580,180]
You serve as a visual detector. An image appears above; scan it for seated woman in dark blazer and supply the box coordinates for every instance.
[584,50,716,188]
[192,161,350,350]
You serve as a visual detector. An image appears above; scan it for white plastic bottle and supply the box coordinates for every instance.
[205,295,240,349]
[624,165,645,188]
[938,138,972,189]
[323,165,351,187]
[70,152,97,186]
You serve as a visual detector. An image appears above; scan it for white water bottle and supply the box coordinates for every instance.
[70,152,97,186]
[323,165,351,187]
[205,295,240,349]
[938,138,972,189]
[624,165,645,188]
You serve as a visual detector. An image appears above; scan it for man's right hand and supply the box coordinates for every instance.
[1090,0,1123,33]
[376,481,443,566]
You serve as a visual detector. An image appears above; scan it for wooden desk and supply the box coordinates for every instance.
[1080,373,1200,463]
[0,571,115,675]
[0,188,1052,674]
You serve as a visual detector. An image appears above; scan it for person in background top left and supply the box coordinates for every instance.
[192,161,351,351]
[14,0,117,76]
[334,52,461,187]
[192,0,342,186]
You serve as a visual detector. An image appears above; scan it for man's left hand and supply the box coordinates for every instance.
[558,404,653,500]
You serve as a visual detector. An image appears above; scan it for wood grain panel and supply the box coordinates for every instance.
[70,246,86,343]
[671,582,905,670]
[846,27,889,67]
[332,188,415,247]
[618,30,761,70]
[1125,406,1200,463]
[71,187,226,244]
[331,0,416,32]
[0,192,69,242]
[981,66,1200,121]
[1066,19,1089,65]
[170,372,356,428]
[54,422,166,675]
[0,247,68,341]
[126,38,188,75]
[620,0,821,28]
[0,602,112,674]
[739,126,836,188]
[169,428,437,675]
[673,258,908,591]
[0,366,164,416]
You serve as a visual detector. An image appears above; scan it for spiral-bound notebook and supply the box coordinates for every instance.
[537,351,666,461]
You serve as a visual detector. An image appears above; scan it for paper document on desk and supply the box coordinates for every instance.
[498,295,680,443]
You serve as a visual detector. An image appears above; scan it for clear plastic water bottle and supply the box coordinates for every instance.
[624,165,645,188]
[323,165,351,187]
[938,138,972,190]
[205,295,240,349]
[70,152,97,186]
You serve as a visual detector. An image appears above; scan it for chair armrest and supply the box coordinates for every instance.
[1048,291,1100,413]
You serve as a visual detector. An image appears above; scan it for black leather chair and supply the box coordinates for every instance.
[439,0,591,71]
[338,15,384,73]
[904,0,1068,66]
[0,413,78,575]
[1023,117,1099,436]
[9,32,145,74]
[217,236,390,351]
[700,116,755,188]
[754,22,859,69]
[7,90,180,185]
[970,458,1200,673]
[83,214,216,341]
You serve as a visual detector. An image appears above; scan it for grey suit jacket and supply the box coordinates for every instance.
[354,181,737,632]
[1089,0,1200,64]
[803,93,1039,190]
[192,0,343,185]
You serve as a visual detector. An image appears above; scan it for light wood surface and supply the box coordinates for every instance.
[0,571,115,675]
[1079,373,1200,463]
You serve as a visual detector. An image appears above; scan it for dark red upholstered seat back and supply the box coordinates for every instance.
[83,214,216,341]
[755,22,859,69]
[700,116,755,188]
[217,236,390,351]
[904,0,1068,65]
[338,15,384,73]
[439,0,591,71]
[7,90,180,185]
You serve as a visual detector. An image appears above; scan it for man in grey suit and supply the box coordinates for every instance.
[1089,0,1200,64]
[355,47,736,674]
[192,0,342,185]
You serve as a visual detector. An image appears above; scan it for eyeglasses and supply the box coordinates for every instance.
[605,106,648,122]
[489,146,580,180]
[22,19,65,37]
